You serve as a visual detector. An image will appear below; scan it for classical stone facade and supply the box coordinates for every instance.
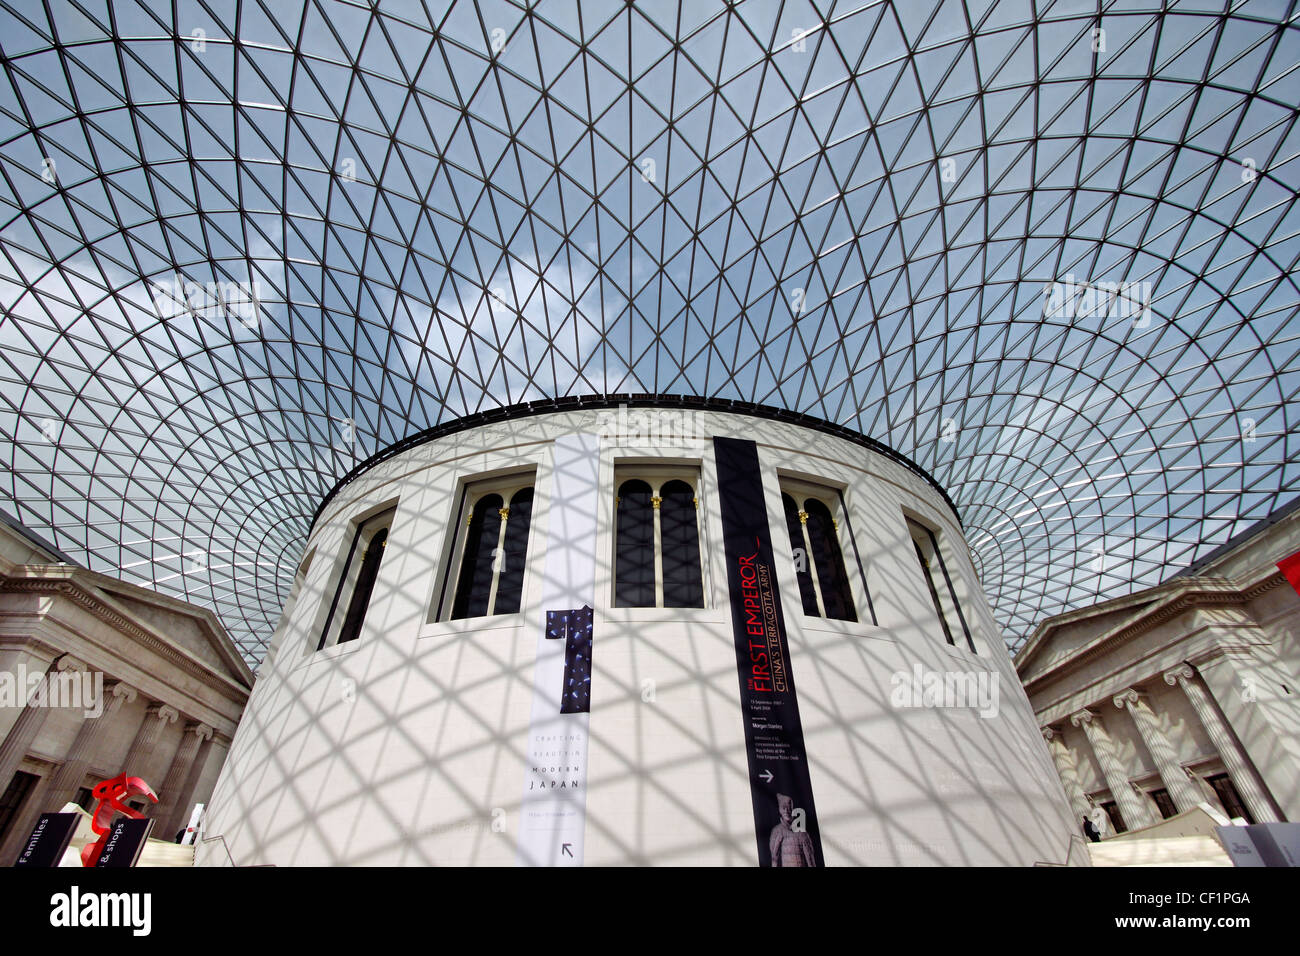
[0,512,252,862]
[1018,502,1300,837]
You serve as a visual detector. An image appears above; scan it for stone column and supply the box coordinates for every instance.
[171,732,219,841]
[1071,708,1155,831]
[1193,646,1300,822]
[1042,726,1091,822]
[0,655,84,790]
[0,641,59,744]
[155,721,212,833]
[40,682,137,809]
[1112,688,1201,813]
[0,681,139,864]
[120,704,179,777]
[1163,663,1279,823]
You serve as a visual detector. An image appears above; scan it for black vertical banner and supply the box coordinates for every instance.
[714,436,825,866]
[546,606,594,714]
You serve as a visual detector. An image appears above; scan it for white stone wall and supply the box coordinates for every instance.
[200,407,1082,866]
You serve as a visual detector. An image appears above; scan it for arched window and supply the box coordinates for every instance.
[452,494,503,619]
[615,479,655,607]
[614,468,705,608]
[438,472,537,621]
[805,499,855,621]
[493,487,534,614]
[906,516,974,652]
[783,493,820,616]
[780,481,869,623]
[660,479,703,608]
[317,506,396,651]
[338,528,387,643]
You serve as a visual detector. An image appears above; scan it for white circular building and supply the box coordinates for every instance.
[200,398,1084,866]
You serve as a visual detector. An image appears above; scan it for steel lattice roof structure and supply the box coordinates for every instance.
[0,0,1297,665]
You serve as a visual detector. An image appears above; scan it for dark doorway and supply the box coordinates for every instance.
[0,771,39,841]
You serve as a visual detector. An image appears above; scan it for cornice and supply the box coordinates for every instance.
[1015,587,1165,672]
[0,631,64,661]
[85,570,254,684]
[1020,572,1285,696]
[0,573,252,707]
[311,394,963,533]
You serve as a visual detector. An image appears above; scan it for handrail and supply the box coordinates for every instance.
[196,832,238,867]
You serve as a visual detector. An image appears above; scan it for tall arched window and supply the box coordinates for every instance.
[615,479,655,607]
[614,468,705,608]
[317,506,396,651]
[493,487,534,614]
[780,481,867,623]
[660,479,703,608]
[452,494,503,619]
[338,528,387,643]
[805,499,855,621]
[438,473,537,621]
[906,516,974,652]
[783,493,820,616]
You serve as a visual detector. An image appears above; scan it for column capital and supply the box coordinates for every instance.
[1163,663,1196,687]
[1070,708,1096,728]
[1042,725,1059,742]
[1112,688,1142,710]
[54,654,86,673]
[109,682,137,705]
[186,722,213,742]
[152,704,180,724]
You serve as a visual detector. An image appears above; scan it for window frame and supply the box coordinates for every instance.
[1206,772,1254,824]
[1100,799,1128,834]
[315,504,397,653]
[0,770,39,841]
[778,476,873,624]
[432,469,538,623]
[611,462,707,609]
[905,513,977,654]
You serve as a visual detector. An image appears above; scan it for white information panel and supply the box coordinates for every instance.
[515,432,599,866]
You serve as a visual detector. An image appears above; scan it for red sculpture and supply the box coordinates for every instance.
[80,773,157,867]
[1278,549,1300,597]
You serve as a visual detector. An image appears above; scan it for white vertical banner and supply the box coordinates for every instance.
[516,432,600,866]
[181,803,205,845]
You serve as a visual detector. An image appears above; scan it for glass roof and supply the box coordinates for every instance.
[0,0,1296,665]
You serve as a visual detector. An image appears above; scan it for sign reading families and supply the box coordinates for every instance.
[13,812,80,867]
[713,436,824,866]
